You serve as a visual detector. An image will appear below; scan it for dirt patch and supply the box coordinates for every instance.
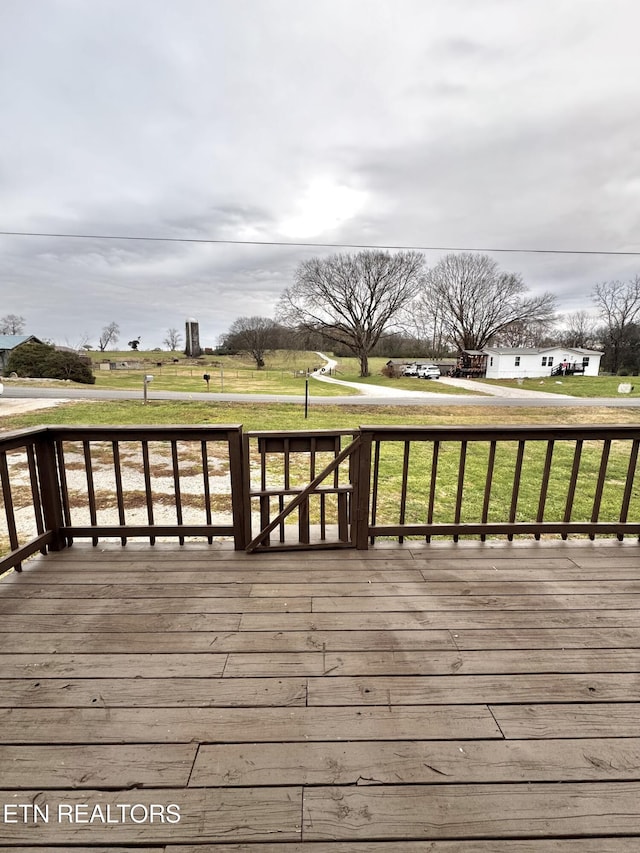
[0,398,69,416]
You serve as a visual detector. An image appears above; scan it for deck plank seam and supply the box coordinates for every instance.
[219,652,230,677]
[487,704,507,738]
[185,743,200,788]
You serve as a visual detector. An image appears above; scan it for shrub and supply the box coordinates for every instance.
[6,342,95,384]
[382,364,403,378]
[41,350,95,384]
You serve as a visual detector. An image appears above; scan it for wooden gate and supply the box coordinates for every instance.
[244,430,361,552]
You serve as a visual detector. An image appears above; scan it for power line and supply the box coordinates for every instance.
[0,229,639,256]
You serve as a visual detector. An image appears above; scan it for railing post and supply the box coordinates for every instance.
[0,450,20,567]
[35,432,66,552]
[228,427,249,550]
[353,428,372,550]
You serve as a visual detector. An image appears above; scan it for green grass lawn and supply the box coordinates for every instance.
[89,349,469,396]
[3,400,640,552]
[479,375,640,397]
[87,348,322,370]
[85,349,190,363]
[92,366,353,396]
[88,350,354,396]
[4,398,640,432]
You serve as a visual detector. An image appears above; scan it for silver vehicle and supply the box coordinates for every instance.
[416,364,440,379]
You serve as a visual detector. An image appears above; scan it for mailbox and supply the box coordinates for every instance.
[203,374,211,381]
[142,374,154,406]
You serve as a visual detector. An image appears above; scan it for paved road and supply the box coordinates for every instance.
[3,383,640,408]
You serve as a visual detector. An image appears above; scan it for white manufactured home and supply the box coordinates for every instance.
[483,347,602,379]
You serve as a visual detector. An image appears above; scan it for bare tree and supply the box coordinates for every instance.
[557,310,600,349]
[417,253,557,352]
[163,328,183,351]
[279,250,424,376]
[592,277,640,373]
[63,332,92,352]
[98,321,120,351]
[492,317,557,348]
[222,316,282,368]
[408,300,449,355]
[0,314,26,334]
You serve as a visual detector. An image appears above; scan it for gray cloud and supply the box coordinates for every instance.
[1,0,639,348]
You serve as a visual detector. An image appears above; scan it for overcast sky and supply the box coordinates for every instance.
[1,0,639,349]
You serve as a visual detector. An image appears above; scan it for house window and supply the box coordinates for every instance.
[583,357,590,366]
[548,357,553,366]
[490,357,494,366]
[515,356,520,366]
[541,357,547,366]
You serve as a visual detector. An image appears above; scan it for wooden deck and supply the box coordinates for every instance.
[1,540,640,850]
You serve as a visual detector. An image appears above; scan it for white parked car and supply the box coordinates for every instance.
[416,364,441,379]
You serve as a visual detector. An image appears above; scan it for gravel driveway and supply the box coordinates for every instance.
[436,376,574,398]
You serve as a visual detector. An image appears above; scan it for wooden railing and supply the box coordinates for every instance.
[357,424,640,545]
[0,425,247,573]
[2,423,640,571]
[0,427,60,573]
[244,429,358,551]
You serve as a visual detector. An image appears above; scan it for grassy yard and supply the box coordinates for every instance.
[3,398,640,432]
[87,349,464,396]
[92,366,354,396]
[2,400,640,552]
[89,350,354,396]
[10,350,475,397]
[480,375,640,397]
[90,348,332,372]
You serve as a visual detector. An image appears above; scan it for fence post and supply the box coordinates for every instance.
[35,432,66,552]
[353,428,372,550]
[228,426,249,550]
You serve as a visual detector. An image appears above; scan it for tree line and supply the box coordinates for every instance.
[5,251,640,380]
[218,251,639,377]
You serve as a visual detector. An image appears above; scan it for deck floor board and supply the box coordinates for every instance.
[1,541,639,849]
